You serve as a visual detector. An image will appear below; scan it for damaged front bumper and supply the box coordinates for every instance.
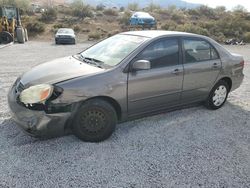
[8,84,72,138]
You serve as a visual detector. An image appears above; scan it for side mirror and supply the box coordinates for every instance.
[132,60,151,71]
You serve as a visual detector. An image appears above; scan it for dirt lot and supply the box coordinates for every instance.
[0,42,250,187]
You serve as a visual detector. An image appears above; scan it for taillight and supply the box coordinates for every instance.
[240,60,244,67]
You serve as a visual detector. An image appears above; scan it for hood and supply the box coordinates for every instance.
[20,56,104,86]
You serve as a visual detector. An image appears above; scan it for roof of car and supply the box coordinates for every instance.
[133,12,150,16]
[58,28,74,31]
[121,30,200,38]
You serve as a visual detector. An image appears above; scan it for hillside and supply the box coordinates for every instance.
[16,2,250,43]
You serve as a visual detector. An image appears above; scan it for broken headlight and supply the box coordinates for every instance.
[19,84,53,105]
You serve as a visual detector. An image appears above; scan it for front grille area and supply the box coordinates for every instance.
[143,19,153,23]
[58,35,71,38]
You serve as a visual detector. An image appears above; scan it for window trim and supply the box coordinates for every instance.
[128,36,182,72]
[181,37,220,64]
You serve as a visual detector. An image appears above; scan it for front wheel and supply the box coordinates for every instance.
[205,80,229,110]
[72,99,117,142]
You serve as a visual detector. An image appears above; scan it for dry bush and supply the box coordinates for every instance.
[26,21,45,34]
[243,32,250,42]
[40,8,57,22]
[103,9,118,16]
[88,32,101,40]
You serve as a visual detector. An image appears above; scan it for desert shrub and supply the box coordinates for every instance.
[88,32,101,40]
[70,0,93,19]
[107,30,120,37]
[147,3,160,12]
[197,5,217,19]
[161,20,178,30]
[212,32,226,42]
[53,23,64,29]
[96,4,105,11]
[243,32,250,42]
[26,21,45,33]
[119,11,132,25]
[96,11,104,17]
[154,8,169,15]
[120,7,125,12]
[176,24,210,36]
[97,27,107,33]
[233,5,247,13]
[171,11,185,24]
[40,8,57,22]
[103,9,118,16]
[58,6,72,15]
[128,3,138,11]
[82,28,90,32]
[167,5,177,14]
[73,25,81,32]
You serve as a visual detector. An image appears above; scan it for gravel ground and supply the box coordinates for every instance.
[0,42,250,188]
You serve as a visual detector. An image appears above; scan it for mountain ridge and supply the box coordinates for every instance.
[83,0,201,9]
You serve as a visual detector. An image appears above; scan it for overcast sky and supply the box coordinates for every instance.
[185,0,250,11]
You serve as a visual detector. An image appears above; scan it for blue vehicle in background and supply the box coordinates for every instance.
[129,12,157,29]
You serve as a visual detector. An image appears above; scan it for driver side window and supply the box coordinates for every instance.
[136,38,179,69]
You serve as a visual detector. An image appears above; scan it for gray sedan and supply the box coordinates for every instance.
[55,28,76,45]
[8,31,244,142]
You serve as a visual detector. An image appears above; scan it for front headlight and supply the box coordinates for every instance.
[19,84,53,105]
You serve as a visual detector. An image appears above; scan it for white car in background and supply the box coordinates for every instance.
[55,28,76,45]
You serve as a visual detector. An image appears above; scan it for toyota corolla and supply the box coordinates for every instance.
[8,31,244,142]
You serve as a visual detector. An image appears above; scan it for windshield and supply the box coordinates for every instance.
[57,29,74,34]
[80,34,149,67]
[3,7,17,19]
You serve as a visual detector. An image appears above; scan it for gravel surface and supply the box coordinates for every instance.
[0,42,250,188]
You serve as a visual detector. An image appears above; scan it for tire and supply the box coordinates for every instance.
[205,80,229,110]
[16,27,25,43]
[72,99,117,142]
[0,31,14,44]
[24,28,28,42]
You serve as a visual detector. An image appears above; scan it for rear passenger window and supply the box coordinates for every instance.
[184,39,219,63]
[137,38,179,68]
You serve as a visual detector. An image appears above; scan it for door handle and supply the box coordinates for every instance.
[172,69,181,75]
[212,63,219,69]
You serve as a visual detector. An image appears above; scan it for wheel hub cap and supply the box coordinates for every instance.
[213,85,227,107]
[80,110,106,133]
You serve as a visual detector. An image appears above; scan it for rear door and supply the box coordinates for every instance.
[181,37,221,103]
[127,37,184,116]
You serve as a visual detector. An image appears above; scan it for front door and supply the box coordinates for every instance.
[127,38,183,116]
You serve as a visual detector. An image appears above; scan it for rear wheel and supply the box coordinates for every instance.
[205,80,229,110]
[72,99,117,142]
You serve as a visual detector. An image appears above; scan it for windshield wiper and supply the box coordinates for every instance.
[79,54,105,68]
